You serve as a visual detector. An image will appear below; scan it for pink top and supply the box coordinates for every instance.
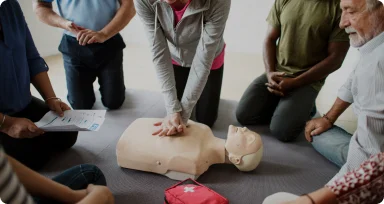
[170,0,225,70]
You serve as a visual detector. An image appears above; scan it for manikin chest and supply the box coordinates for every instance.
[116,118,224,180]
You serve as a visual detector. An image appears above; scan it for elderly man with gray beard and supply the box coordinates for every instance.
[263,0,384,203]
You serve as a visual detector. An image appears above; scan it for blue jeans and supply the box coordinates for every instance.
[312,126,352,168]
[35,164,106,204]
[60,34,126,110]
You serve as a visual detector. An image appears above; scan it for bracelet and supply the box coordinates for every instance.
[302,194,315,204]
[45,97,61,102]
[323,114,334,125]
[0,114,6,129]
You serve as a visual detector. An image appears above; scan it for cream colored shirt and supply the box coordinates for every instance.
[328,32,384,184]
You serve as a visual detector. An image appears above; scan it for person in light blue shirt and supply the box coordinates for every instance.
[34,0,136,110]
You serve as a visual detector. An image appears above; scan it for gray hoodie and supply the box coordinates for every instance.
[134,0,231,123]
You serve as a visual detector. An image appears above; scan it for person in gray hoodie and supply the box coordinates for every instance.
[134,0,231,136]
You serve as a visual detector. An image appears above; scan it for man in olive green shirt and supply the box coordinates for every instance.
[236,0,350,142]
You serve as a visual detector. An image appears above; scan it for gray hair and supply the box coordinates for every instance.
[367,0,383,11]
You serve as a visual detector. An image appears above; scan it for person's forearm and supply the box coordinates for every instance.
[0,113,5,131]
[31,72,56,100]
[7,156,85,203]
[307,188,338,204]
[100,0,136,40]
[76,191,108,204]
[294,55,344,87]
[263,38,277,73]
[325,97,351,123]
[295,42,349,87]
[33,1,68,30]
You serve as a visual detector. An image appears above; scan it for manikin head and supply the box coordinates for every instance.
[225,125,263,172]
[340,0,384,47]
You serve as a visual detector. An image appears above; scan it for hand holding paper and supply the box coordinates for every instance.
[35,110,106,132]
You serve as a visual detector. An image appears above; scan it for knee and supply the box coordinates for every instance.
[270,122,300,142]
[236,106,249,125]
[199,119,216,128]
[60,132,78,150]
[69,100,94,110]
[102,95,125,110]
[311,133,331,151]
[196,115,217,128]
[80,164,107,186]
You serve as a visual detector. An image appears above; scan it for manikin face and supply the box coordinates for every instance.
[340,0,384,47]
[225,125,263,171]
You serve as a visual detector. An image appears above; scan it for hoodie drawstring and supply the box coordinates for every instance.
[154,4,159,46]
[201,13,204,51]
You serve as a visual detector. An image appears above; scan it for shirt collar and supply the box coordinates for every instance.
[359,31,384,55]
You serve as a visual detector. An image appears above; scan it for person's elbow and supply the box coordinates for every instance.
[263,26,280,46]
[33,4,44,19]
[128,8,136,20]
[32,2,51,20]
[329,42,350,71]
[121,1,137,20]
[330,52,348,71]
[263,35,278,47]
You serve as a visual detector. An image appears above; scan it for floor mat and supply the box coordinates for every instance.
[41,89,339,204]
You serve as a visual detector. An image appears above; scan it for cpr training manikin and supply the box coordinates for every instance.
[116,118,263,180]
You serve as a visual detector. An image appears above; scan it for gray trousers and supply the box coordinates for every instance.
[236,74,318,142]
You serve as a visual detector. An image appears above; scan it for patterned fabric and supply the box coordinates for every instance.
[326,152,384,204]
[0,147,35,204]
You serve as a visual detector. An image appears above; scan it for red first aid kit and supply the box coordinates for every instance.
[164,179,229,204]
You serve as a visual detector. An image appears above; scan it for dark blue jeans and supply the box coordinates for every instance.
[59,34,126,110]
[236,73,319,142]
[35,164,106,204]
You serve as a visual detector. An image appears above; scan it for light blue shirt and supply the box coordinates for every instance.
[43,0,119,37]
[328,32,384,185]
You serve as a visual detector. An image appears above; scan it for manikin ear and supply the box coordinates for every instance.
[229,155,241,165]
[245,133,256,144]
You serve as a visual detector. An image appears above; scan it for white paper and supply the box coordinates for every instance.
[35,110,106,132]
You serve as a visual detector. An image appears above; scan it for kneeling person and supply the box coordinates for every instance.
[34,0,136,110]
[236,0,350,142]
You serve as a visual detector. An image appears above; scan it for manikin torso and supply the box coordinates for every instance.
[117,118,225,180]
[117,118,263,180]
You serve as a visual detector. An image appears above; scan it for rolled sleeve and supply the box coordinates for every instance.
[25,24,48,77]
[266,0,283,28]
[337,70,354,103]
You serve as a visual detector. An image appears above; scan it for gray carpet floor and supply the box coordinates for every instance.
[41,89,339,204]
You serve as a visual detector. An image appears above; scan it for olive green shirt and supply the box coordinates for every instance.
[267,0,349,91]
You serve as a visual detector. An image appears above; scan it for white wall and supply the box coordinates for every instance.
[21,0,273,55]
[21,0,356,56]
[19,1,62,57]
